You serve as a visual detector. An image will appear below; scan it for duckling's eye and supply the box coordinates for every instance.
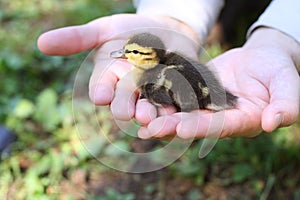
[132,50,139,54]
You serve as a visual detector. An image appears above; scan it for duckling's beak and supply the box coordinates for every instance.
[110,49,126,59]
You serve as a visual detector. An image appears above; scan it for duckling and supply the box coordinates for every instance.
[110,33,237,112]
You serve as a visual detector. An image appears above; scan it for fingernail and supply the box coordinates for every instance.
[137,127,151,139]
[274,113,283,129]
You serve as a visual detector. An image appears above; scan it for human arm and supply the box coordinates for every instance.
[135,0,224,44]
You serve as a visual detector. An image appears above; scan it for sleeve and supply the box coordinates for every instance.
[247,0,300,44]
[133,0,225,42]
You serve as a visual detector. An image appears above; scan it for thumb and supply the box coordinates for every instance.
[262,101,298,132]
[37,16,113,56]
[262,74,300,132]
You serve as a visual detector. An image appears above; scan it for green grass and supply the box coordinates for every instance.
[1,0,300,199]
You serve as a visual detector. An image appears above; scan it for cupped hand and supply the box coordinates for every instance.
[37,14,200,121]
[138,28,300,139]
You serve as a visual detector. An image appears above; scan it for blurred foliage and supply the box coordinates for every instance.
[0,0,134,121]
[0,0,134,199]
[89,188,135,200]
[0,0,300,199]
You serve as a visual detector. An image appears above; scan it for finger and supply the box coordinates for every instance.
[177,108,262,139]
[38,21,108,56]
[89,60,117,105]
[37,14,161,56]
[137,127,152,139]
[137,127,176,140]
[157,105,177,116]
[89,71,116,105]
[110,73,138,121]
[89,60,131,105]
[135,101,176,126]
[138,115,181,139]
[262,70,300,132]
[135,99,157,125]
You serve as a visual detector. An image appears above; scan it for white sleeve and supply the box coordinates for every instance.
[133,0,224,41]
[247,0,300,44]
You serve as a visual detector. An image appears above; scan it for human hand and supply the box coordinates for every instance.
[137,28,300,139]
[37,14,201,121]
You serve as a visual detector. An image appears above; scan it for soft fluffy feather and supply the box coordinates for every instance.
[111,33,237,112]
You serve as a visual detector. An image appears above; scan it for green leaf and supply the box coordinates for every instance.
[34,155,52,176]
[25,170,44,196]
[13,99,35,118]
[104,141,130,157]
[187,189,202,200]
[232,163,255,183]
[49,150,65,178]
[34,89,61,131]
[105,188,135,200]
[294,189,300,200]
[144,184,156,194]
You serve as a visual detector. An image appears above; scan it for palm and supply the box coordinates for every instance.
[210,48,271,137]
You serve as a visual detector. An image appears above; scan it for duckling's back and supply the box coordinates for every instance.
[160,52,237,111]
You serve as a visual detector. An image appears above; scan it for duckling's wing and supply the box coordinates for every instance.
[164,52,236,110]
[136,65,181,110]
[161,64,201,111]
[185,59,237,110]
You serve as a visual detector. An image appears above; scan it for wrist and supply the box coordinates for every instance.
[244,27,300,71]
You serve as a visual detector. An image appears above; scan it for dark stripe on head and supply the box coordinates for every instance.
[125,50,152,55]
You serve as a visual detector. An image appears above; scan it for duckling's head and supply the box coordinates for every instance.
[111,33,166,70]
